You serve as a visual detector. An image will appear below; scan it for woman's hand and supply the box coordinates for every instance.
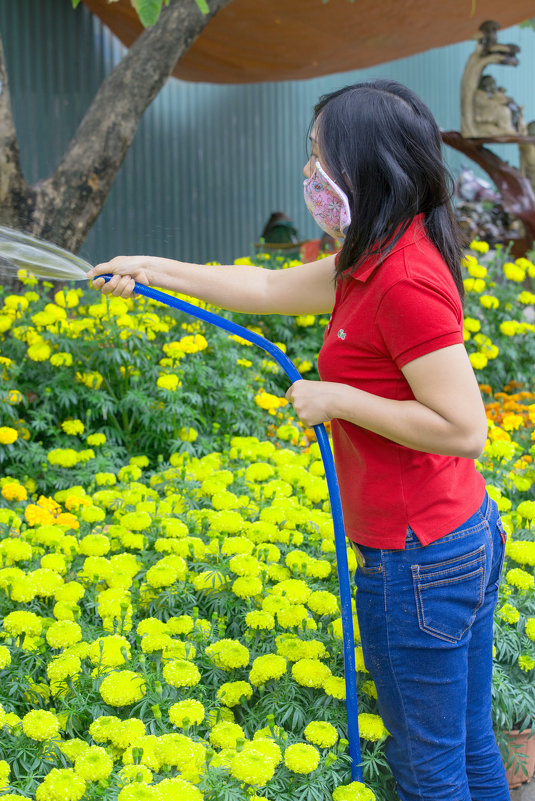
[285,380,336,427]
[87,255,170,298]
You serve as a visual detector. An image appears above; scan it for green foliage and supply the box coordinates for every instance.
[71,0,211,27]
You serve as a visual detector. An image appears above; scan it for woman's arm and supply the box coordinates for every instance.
[286,344,488,459]
[88,253,336,316]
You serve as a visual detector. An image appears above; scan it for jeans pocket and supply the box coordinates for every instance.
[411,545,486,643]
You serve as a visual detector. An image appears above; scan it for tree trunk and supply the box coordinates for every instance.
[0,0,232,252]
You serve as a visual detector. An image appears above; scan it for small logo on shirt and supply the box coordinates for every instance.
[337,329,347,340]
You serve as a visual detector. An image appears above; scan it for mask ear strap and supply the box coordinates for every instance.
[315,162,351,225]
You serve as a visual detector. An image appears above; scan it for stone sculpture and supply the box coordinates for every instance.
[461,21,527,138]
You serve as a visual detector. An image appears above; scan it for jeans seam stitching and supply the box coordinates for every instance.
[386,567,424,799]
[413,547,485,574]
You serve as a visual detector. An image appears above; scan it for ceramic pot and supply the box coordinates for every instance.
[505,728,535,789]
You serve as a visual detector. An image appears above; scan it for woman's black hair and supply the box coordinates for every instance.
[311,80,465,301]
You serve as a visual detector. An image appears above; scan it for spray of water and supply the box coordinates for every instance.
[0,226,91,282]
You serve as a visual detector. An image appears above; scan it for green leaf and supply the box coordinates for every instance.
[71,0,82,6]
[195,0,210,12]
[136,0,164,27]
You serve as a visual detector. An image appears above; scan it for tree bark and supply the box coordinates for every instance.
[0,0,232,252]
[0,36,36,229]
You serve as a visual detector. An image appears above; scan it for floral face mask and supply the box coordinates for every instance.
[303,160,351,241]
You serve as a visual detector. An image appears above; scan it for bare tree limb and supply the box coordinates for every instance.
[0,34,35,228]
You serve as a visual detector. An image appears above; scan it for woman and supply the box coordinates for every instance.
[89,80,509,801]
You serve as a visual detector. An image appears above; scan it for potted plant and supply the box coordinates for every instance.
[491,529,535,789]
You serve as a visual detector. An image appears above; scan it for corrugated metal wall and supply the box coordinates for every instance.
[3,0,535,264]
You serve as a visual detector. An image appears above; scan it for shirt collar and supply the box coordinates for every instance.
[344,213,427,283]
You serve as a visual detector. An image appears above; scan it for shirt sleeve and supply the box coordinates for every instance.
[376,277,464,368]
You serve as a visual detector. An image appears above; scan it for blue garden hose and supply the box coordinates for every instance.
[102,275,363,781]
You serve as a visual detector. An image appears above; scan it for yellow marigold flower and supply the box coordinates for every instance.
[178,426,197,441]
[46,620,82,649]
[507,567,534,591]
[518,290,535,305]
[323,676,346,700]
[249,653,287,686]
[307,590,339,616]
[500,320,519,337]
[467,262,487,279]
[271,578,312,604]
[469,240,490,254]
[358,713,389,741]
[209,721,246,750]
[463,278,485,293]
[157,777,203,801]
[117,764,153,785]
[217,680,253,707]
[304,720,338,748]
[464,317,481,333]
[517,501,535,523]
[27,341,51,361]
[88,634,131,667]
[99,670,146,706]
[0,426,18,445]
[162,659,201,688]
[120,510,151,530]
[95,471,116,486]
[503,261,526,282]
[3,609,43,636]
[498,603,520,624]
[50,352,73,367]
[284,743,320,774]
[205,639,250,670]
[54,289,80,308]
[479,294,499,310]
[76,371,103,389]
[157,374,180,391]
[22,709,61,741]
[74,745,113,781]
[295,314,316,327]
[519,655,535,672]
[0,645,12,669]
[86,432,106,446]
[1,482,27,501]
[169,699,205,727]
[254,390,285,412]
[35,768,86,801]
[332,781,376,800]
[502,413,524,432]
[47,448,80,468]
[6,389,23,404]
[292,658,332,688]
[117,782,157,801]
[525,618,535,641]
[61,419,85,436]
[245,610,275,631]
[469,352,488,370]
[276,603,310,629]
[0,315,13,333]
[232,576,263,598]
[230,747,276,787]
[0,759,9,789]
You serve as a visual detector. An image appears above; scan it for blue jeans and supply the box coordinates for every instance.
[354,492,510,801]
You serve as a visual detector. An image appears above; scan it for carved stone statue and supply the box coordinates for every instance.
[520,121,535,192]
[461,21,527,138]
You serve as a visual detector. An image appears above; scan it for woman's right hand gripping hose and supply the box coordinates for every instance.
[87,255,169,298]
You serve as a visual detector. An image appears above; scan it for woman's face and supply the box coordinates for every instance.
[303,124,321,179]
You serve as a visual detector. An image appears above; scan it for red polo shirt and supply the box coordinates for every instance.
[317,214,486,549]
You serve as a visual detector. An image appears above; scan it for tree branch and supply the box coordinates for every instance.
[33,0,232,251]
[0,33,34,228]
